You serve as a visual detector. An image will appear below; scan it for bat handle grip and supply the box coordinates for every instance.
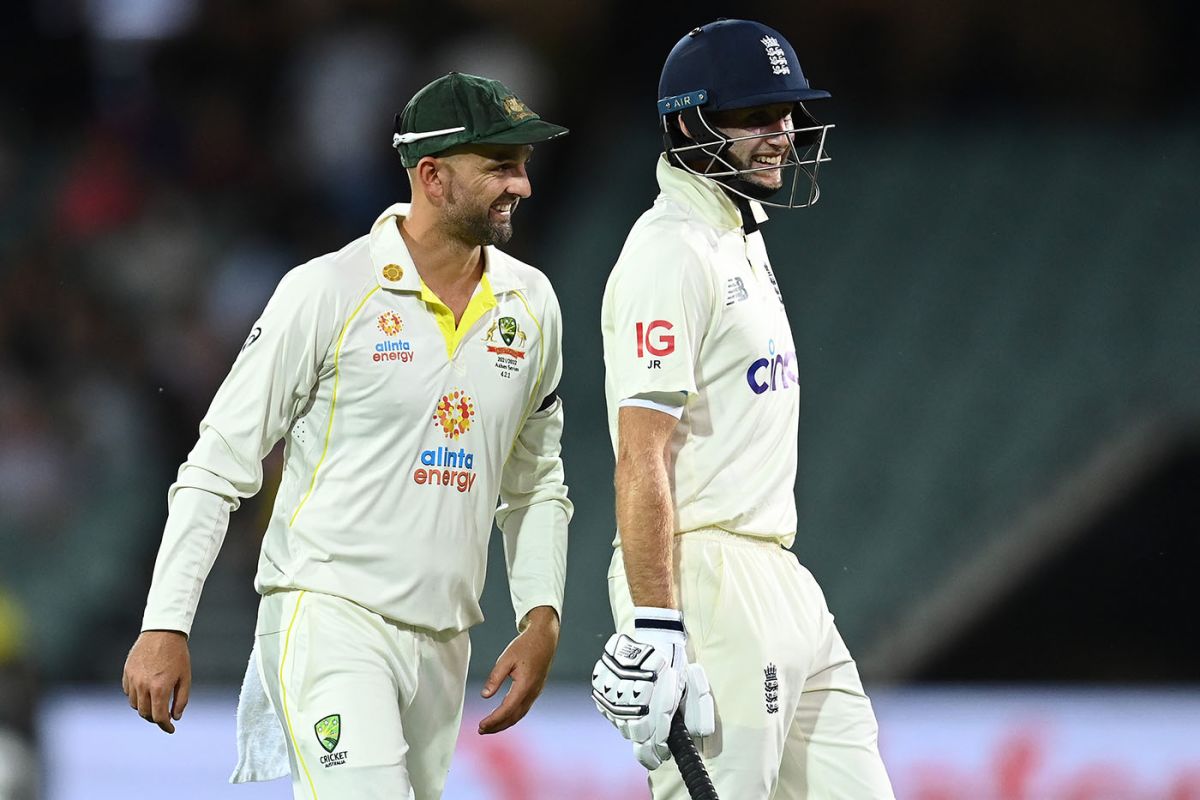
[667,709,719,800]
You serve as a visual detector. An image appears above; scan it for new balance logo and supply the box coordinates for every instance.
[764,663,780,714]
[725,276,749,306]
[618,643,645,661]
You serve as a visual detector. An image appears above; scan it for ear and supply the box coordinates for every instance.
[677,113,693,140]
[413,156,447,202]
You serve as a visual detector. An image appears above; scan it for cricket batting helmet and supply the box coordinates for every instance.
[658,19,834,208]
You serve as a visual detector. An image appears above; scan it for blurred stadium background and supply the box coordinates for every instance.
[1,0,1197,797]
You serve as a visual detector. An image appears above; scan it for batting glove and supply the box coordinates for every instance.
[591,607,715,770]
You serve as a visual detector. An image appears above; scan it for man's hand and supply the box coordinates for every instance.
[122,630,191,734]
[478,606,560,735]
[591,608,715,770]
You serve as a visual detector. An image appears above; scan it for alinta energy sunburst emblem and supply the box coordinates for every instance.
[433,390,476,439]
[377,311,404,336]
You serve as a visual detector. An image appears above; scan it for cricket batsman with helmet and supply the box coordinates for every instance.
[590,19,895,799]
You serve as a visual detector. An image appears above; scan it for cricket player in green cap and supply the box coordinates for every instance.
[122,72,572,799]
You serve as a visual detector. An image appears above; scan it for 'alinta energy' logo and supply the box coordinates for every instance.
[432,390,475,439]
[373,311,413,363]
[416,390,478,493]
[377,311,403,336]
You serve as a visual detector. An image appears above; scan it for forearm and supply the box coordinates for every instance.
[141,486,233,635]
[616,453,676,609]
[502,503,569,632]
[498,395,572,632]
[522,604,561,634]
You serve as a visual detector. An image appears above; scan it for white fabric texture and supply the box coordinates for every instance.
[253,590,470,800]
[618,395,686,419]
[141,202,571,637]
[230,640,289,783]
[602,156,800,544]
[608,530,894,799]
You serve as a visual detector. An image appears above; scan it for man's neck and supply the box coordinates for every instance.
[397,215,483,294]
[397,213,485,326]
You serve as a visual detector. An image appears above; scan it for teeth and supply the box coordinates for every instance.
[754,156,781,165]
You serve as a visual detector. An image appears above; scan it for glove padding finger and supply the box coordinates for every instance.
[591,635,657,728]
[634,736,672,771]
[590,610,690,772]
[682,662,715,738]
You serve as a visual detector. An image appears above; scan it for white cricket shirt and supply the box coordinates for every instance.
[142,204,571,636]
[602,156,799,544]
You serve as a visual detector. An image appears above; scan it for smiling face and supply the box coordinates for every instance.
[433,143,534,246]
[704,103,796,192]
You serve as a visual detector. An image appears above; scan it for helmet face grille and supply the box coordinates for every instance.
[663,106,834,209]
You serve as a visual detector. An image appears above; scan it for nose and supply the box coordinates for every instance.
[507,164,532,199]
[762,117,793,145]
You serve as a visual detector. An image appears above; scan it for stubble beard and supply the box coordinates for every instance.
[729,145,785,193]
[442,181,513,247]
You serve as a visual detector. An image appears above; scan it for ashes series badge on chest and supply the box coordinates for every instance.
[482,315,527,379]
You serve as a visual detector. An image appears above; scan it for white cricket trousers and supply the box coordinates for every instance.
[609,528,895,800]
[255,590,470,800]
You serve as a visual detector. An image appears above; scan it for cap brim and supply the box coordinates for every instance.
[475,118,569,146]
[712,88,831,111]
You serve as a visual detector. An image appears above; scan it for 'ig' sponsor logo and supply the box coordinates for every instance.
[746,339,798,394]
[635,319,675,369]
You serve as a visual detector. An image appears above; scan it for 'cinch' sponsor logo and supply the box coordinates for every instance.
[746,339,798,394]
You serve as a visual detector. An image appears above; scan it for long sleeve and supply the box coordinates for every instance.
[495,289,572,632]
[141,264,339,634]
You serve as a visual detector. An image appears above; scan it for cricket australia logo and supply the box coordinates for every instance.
[315,714,348,768]
[761,36,791,76]
[502,96,534,122]
[764,664,780,714]
[315,714,340,752]
[482,315,528,379]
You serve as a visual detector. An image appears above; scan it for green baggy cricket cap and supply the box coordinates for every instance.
[392,72,568,167]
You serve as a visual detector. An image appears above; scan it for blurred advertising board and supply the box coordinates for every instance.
[36,686,1200,799]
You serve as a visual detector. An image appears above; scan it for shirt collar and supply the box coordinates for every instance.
[655,155,769,232]
[368,203,524,293]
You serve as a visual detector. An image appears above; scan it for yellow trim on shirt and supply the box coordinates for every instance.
[419,273,497,360]
[289,286,380,527]
[511,289,546,416]
[279,591,318,799]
